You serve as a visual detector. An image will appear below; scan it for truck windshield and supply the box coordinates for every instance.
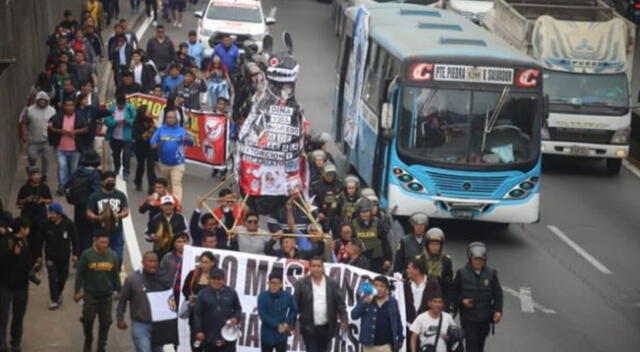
[544,71,629,115]
[206,3,262,23]
[398,87,540,168]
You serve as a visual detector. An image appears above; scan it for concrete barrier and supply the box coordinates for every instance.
[0,0,86,198]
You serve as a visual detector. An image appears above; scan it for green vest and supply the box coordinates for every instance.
[353,218,383,259]
[459,264,496,323]
[339,194,358,223]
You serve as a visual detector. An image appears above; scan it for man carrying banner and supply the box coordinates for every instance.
[116,251,171,352]
[193,268,243,352]
[257,270,298,352]
[293,256,348,352]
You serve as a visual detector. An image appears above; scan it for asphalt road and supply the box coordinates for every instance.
[125,1,640,351]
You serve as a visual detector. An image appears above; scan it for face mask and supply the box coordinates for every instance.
[222,206,231,212]
[104,182,116,191]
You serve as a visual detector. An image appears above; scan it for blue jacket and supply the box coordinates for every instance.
[257,289,298,345]
[193,286,243,343]
[162,74,184,96]
[105,103,136,141]
[150,124,194,165]
[188,41,205,68]
[214,42,239,73]
[351,296,404,351]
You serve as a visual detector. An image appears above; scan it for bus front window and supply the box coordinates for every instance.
[398,87,540,168]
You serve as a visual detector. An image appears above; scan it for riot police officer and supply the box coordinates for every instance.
[312,163,342,232]
[360,188,390,236]
[393,212,428,276]
[330,175,360,233]
[351,198,392,274]
[451,242,503,352]
[418,227,453,306]
[308,150,328,185]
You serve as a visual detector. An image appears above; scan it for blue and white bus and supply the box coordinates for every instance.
[332,3,546,224]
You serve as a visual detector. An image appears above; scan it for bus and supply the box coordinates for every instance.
[332,3,547,224]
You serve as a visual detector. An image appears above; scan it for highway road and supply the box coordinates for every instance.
[124,1,640,351]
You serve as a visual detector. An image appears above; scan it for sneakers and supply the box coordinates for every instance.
[48,301,60,310]
[178,22,183,28]
[153,21,158,26]
[135,184,142,191]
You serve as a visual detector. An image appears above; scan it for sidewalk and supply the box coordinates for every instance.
[7,3,147,351]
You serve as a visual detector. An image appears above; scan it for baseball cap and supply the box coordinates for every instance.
[49,202,65,215]
[160,195,174,205]
[188,30,197,36]
[27,166,41,175]
[209,268,225,280]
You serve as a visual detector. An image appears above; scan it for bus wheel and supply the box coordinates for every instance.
[606,158,622,175]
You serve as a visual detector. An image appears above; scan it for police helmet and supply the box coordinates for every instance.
[466,241,487,260]
[359,188,379,204]
[409,212,429,226]
[356,198,373,213]
[344,175,360,188]
[311,149,327,161]
[426,227,445,242]
[322,163,337,175]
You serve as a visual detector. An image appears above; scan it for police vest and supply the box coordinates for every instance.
[458,264,496,323]
[339,195,357,223]
[353,218,383,259]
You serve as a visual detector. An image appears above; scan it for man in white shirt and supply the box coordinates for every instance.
[294,257,348,352]
[233,212,269,254]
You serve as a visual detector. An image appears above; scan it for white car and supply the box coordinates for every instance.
[443,0,494,23]
[195,0,276,57]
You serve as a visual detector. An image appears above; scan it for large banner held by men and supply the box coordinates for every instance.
[126,93,228,168]
[178,246,407,352]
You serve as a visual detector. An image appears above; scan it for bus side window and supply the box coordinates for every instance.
[363,42,379,107]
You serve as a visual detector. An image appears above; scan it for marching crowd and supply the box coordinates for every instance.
[1,3,504,352]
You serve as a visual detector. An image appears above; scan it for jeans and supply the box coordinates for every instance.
[130,0,140,11]
[57,149,81,191]
[302,325,331,352]
[81,292,113,352]
[110,231,125,266]
[46,256,70,303]
[134,142,157,190]
[131,320,165,352]
[0,287,28,348]
[261,342,287,352]
[158,162,185,202]
[461,320,491,352]
[26,142,51,178]
[109,139,132,179]
[207,79,230,107]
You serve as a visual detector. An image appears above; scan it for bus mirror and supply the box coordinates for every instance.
[194,11,203,19]
[543,95,550,120]
[381,103,393,129]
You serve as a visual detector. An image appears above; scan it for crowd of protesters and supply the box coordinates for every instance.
[0,3,505,352]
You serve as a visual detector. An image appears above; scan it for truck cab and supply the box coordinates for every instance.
[485,0,636,174]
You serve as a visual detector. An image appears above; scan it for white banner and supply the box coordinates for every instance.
[177,246,406,352]
[343,6,370,149]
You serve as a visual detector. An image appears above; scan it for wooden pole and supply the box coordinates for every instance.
[231,230,331,239]
[201,172,235,200]
[200,201,231,233]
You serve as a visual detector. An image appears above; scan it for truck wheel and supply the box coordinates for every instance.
[606,158,622,175]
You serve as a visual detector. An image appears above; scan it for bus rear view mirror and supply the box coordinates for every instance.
[381,103,393,129]
[194,11,203,19]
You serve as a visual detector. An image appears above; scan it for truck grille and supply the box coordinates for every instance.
[426,172,508,199]
[549,128,613,144]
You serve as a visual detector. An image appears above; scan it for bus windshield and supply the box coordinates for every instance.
[544,71,629,115]
[398,87,540,167]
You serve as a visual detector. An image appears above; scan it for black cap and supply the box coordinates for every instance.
[209,268,225,280]
[179,42,189,49]
[27,166,41,175]
[188,30,197,36]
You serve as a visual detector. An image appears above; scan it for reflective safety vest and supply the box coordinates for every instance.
[338,194,357,223]
[353,218,383,259]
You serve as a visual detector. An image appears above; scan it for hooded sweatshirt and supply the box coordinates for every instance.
[26,93,56,143]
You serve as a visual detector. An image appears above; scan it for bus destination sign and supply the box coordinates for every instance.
[433,64,514,85]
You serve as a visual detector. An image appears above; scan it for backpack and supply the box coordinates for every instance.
[64,172,92,206]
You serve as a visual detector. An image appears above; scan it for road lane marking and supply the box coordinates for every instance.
[503,286,556,314]
[117,177,142,268]
[623,159,640,179]
[136,15,153,43]
[547,225,613,275]
[519,287,535,313]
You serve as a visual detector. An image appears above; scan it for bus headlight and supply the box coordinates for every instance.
[611,127,630,145]
[393,168,428,194]
[541,127,550,140]
[504,176,540,200]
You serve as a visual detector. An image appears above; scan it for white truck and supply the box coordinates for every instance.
[486,0,636,174]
